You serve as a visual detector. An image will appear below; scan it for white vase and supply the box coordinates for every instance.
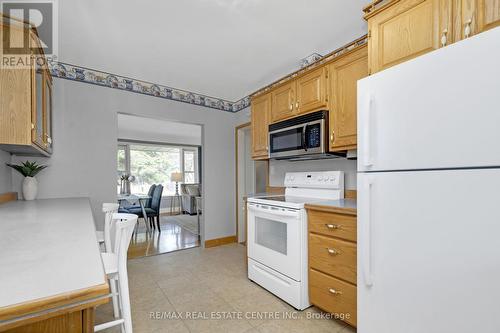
[22,176,38,201]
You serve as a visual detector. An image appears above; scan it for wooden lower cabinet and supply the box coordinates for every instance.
[2,307,97,333]
[309,269,357,327]
[306,205,357,328]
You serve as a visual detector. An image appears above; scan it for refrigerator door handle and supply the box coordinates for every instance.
[362,176,374,287]
[363,94,374,167]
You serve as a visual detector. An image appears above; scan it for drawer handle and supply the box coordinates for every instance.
[325,224,341,230]
[328,288,342,295]
[327,248,339,255]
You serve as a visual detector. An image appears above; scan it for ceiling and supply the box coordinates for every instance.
[59,0,367,101]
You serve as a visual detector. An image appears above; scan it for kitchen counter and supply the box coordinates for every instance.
[305,198,357,215]
[0,197,109,331]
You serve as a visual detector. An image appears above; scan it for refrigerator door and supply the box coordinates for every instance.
[358,169,500,333]
[358,27,500,172]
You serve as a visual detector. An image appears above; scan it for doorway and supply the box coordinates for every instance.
[235,123,268,244]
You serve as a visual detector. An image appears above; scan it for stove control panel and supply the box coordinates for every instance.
[284,171,344,189]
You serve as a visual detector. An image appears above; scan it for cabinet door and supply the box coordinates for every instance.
[31,67,45,149]
[271,82,295,122]
[368,0,442,74]
[295,66,327,115]
[251,94,271,159]
[44,74,53,152]
[478,0,500,31]
[455,0,480,40]
[329,47,368,151]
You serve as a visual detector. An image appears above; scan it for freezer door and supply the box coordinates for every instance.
[357,27,500,172]
[357,169,500,333]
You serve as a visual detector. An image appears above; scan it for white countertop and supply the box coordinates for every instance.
[0,198,106,309]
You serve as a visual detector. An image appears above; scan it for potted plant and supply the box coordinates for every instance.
[6,161,47,201]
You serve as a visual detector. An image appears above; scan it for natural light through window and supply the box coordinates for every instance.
[117,143,199,195]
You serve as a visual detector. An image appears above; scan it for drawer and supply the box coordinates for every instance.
[309,268,357,327]
[309,234,356,284]
[308,210,356,242]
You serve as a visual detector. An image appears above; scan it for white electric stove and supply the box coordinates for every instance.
[247,171,344,310]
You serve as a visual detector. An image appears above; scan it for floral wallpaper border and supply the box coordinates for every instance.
[48,61,250,112]
[46,35,366,113]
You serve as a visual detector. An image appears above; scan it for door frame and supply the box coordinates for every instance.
[235,122,251,244]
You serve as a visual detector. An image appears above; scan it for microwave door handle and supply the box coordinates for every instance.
[302,124,308,151]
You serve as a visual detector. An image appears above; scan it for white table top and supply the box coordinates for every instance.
[0,198,107,309]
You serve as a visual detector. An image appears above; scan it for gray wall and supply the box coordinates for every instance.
[0,150,12,193]
[12,78,236,241]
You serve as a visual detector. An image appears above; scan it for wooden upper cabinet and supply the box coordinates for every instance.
[251,93,271,159]
[478,0,500,31]
[366,0,445,74]
[328,46,368,151]
[455,0,500,40]
[271,82,295,122]
[0,19,53,156]
[295,67,327,115]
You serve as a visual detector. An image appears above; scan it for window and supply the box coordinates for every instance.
[183,150,196,184]
[117,143,199,195]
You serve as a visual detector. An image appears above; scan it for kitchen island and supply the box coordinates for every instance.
[0,198,109,332]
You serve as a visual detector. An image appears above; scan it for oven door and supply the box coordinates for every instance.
[247,202,302,281]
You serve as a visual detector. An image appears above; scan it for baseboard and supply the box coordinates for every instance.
[205,235,237,248]
[0,192,17,205]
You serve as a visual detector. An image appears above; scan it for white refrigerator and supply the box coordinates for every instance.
[357,27,500,333]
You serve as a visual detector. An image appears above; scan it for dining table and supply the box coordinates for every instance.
[117,193,152,233]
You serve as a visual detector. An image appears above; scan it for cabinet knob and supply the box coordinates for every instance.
[464,18,472,38]
[47,137,52,144]
[326,248,339,255]
[328,288,342,295]
[330,131,335,142]
[31,123,35,130]
[441,28,448,47]
[325,223,340,230]
[295,101,299,109]
[289,104,293,111]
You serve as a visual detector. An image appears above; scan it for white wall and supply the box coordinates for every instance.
[269,159,357,190]
[11,79,117,229]
[12,79,236,241]
[118,113,202,146]
[0,150,12,193]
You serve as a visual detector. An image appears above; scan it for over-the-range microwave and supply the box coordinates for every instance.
[268,110,346,160]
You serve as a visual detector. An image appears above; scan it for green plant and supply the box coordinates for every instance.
[7,161,47,177]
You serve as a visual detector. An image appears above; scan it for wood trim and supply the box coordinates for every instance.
[250,35,368,98]
[0,282,109,322]
[235,122,251,244]
[305,203,357,216]
[265,186,285,194]
[345,190,357,199]
[363,0,401,19]
[205,235,237,248]
[0,193,17,205]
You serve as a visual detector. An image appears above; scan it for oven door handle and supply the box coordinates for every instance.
[302,124,308,151]
[248,204,300,218]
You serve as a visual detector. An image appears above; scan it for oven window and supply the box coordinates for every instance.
[255,216,287,255]
[270,128,303,153]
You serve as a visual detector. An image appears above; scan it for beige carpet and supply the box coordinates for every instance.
[164,214,199,235]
